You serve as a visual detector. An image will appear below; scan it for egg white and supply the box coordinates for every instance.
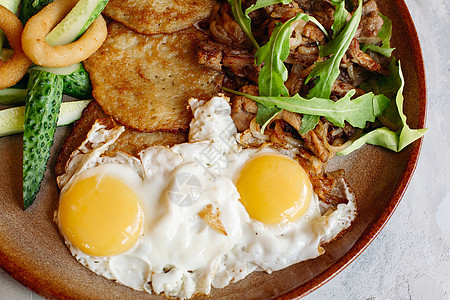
[56,95,357,299]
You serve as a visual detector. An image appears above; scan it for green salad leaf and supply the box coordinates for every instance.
[255,14,304,129]
[338,60,427,155]
[331,0,349,39]
[224,0,426,154]
[361,13,395,57]
[256,14,303,97]
[340,127,399,153]
[306,0,362,99]
[245,0,292,15]
[255,106,280,130]
[223,87,390,129]
[299,0,362,134]
[390,61,428,151]
[374,59,404,130]
[377,13,393,49]
[298,114,320,135]
[254,12,330,130]
[227,0,260,50]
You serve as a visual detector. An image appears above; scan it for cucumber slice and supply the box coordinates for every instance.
[58,99,91,126]
[0,106,25,136]
[0,0,21,12]
[0,100,91,136]
[0,88,27,105]
[0,0,21,49]
[29,63,81,76]
[23,70,64,208]
[45,0,109,46]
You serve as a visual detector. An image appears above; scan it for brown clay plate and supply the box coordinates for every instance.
[0,0,426,298]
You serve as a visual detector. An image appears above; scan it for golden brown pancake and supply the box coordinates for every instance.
[55,100,188,177]
[103,0,216,35]
[84,22,222,133]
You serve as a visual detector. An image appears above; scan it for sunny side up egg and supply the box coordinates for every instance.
[55,96,357,299]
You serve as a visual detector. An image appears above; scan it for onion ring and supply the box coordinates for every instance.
[0,5,32,90]
[21,0,107,68]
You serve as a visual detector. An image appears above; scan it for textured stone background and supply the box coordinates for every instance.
[305,0,450,298]
[1,0,449,299]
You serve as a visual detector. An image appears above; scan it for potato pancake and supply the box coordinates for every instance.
[55,100,188,177]
[84,23,222,132]
[103,0,216,34]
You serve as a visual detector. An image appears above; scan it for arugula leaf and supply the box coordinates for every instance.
[228,0,332,132]
[228,0,260,50]
[362,39,394,57]
[331,0,349,39]
[245,0,292,15]
[256,15,304,96]
[375,59,403,130]
[254,12,330,130]
[338,127,399,155]
[359,60,398,99]
[256,105,281,132]
[306,0,362,99]
[361,13,395,57]
[394,62,428,150]
[376,13,393,49]
[223,87,390,129]
[362,44,394,58]
[255,14,305,130]
[299,0,362,134]
[298,115,320,134]
[338,60,427,155]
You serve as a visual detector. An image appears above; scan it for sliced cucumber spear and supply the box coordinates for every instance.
[23,70,64,209]
[1,100,91,136]
[22,0,108,208]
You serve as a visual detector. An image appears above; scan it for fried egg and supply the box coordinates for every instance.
[55,96,356,299]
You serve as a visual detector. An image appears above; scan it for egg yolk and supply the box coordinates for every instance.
[236,154,312,224]
[58,174,143,256]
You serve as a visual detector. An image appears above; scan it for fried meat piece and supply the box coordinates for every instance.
[359,0,384,37]
[347,38,389,75]
[230,85,259,131]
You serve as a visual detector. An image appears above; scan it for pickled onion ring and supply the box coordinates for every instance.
[21,0,107,68]
[0,5,32,89]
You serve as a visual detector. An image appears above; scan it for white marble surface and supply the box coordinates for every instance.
[1,0,449,299]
